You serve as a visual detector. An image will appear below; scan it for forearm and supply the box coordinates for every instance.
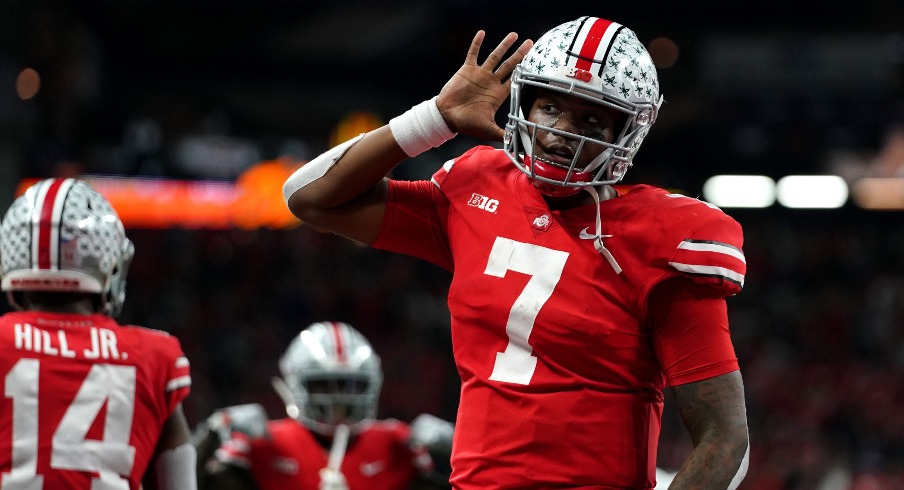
[670,371,749,490]
[282,127,403,242]
[667,429,749,490]
[285,96,457,211]
[286,126,406,212]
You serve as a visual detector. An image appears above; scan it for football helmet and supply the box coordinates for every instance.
[503,16,664,195]
[275,321,383,435]
[0,178,134,316]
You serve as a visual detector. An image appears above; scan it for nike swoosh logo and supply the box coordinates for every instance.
[579,227,613,240]
[360,461,386,476]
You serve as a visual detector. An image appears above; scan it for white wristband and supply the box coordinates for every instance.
[389,96,457,157]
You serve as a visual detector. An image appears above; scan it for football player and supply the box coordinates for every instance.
[195,321,453,490]
[0,178,195,489]
[283,16,749,490]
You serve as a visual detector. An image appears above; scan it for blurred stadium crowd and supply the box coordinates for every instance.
[2,1,904,489]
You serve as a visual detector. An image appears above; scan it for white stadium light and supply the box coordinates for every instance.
[702,175,776,208]
[776,175,848,209]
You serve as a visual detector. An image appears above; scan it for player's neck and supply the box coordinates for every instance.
[544,184,615,210]
[22,292,98,315]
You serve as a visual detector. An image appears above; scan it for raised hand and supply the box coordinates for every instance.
[437,30,533,142]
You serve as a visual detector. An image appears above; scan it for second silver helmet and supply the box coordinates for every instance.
[276,321,383,435]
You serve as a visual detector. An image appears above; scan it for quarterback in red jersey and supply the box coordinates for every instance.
[0,178,196,489]
[195,321,452,490]
[284,16,749,490]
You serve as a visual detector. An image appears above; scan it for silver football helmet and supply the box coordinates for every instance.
[0,178,134,316]
[504,16,664,195]
[274,321,383,435]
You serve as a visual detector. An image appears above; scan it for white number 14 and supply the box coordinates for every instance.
[3,359,137,489]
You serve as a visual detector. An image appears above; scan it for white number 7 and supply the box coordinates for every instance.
[484,237,568,385]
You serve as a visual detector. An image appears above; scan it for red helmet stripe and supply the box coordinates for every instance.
[574,18,614,71]
[34,179,68,270]
[330,322,347,364]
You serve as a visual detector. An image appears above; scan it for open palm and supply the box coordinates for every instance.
[437,31,533,142]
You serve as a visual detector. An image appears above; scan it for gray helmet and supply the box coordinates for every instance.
[276,321,383,435]
[1,178,134,316]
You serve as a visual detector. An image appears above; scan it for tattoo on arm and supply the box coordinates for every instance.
[669,371,749,489]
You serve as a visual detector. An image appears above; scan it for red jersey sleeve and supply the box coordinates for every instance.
[158,334,191,415]
[667,212,746,295]
[649,277,739,386]
[372,179,453,271]
[128,325,191,417]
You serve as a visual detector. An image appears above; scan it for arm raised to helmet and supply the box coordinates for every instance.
[283,31,532,245]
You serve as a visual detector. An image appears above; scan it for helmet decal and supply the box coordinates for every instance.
[34,178,70,271]
[1,178,134,315]
[329,321,348,365]
[567,18,621,74]
[504,16,663,193]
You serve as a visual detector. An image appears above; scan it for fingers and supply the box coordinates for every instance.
[481,32,519,71]
[464,30,487,65]
[466,30,527,74]
[494,39,534,81]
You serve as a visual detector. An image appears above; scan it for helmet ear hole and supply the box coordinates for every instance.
[614,112,632,141]
[520,85,538,118]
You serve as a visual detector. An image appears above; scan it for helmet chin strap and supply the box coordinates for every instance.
[518,120,617,187]
[582,186,622,274]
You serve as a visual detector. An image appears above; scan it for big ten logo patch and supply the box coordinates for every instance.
[564,67,593,83]
[467,193,499,213]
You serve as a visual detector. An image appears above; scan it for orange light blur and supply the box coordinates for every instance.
[647,37,680,69]
[330,111,383,147]
[16,68,41,100]
[15,159,306,229]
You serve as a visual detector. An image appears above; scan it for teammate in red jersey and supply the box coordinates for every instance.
[195,321,453,490]
[0,178,196,489]
[283,15,750,490]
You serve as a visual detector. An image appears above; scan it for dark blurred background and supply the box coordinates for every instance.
[1,1,904,488]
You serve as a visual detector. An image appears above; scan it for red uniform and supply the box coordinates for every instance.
[373,146,746,489]
[0,311,191,489]
[216,417,432,489]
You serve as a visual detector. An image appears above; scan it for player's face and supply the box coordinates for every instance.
[306,376,369,422]
[527,89,621,170]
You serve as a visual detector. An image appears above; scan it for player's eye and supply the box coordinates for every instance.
[541,103,559,115]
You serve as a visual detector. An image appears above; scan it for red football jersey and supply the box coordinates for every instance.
[0,311,191,489]
[216,417,432,489]
[373,146,746,489]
